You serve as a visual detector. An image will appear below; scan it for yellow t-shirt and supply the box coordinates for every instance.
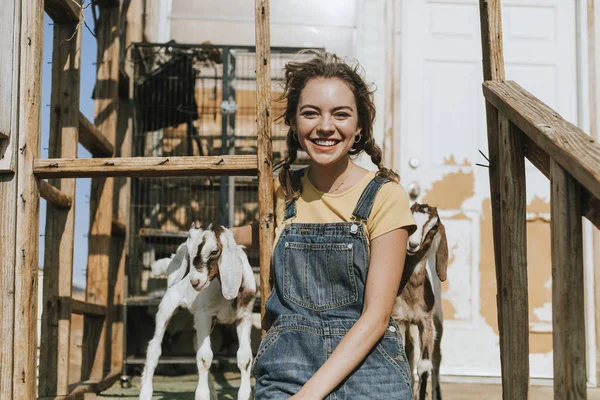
[273,170,416,246]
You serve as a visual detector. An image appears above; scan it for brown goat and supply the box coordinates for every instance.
[393,203,448,400]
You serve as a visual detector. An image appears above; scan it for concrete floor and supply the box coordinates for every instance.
[98,373,600,399]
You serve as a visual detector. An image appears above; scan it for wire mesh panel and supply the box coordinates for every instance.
[128,43,311,298]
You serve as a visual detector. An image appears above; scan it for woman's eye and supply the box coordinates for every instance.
[301,111,317,117]
[335,112,350,118]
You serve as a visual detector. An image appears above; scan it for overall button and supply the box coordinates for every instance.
[350,224,359,234]
[388,326,397,333]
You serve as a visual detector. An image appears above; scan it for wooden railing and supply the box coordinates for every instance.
[480,1,600,399]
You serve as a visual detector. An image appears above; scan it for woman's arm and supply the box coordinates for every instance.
[230,222,259,249]
[292,227,409,399]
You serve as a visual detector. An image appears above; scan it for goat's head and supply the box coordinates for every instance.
[185,223,244,300]
[407,203,449,282]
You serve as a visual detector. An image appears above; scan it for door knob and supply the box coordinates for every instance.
[407,182,421,200]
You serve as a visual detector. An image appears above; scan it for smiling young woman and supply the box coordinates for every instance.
[232,50,416,399]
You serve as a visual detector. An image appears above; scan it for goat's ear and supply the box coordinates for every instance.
[434,221,448,282]
[218,230,244,300]
[166,241,189,287]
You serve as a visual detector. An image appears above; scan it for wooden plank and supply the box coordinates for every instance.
[72,300,107,317]
[34,155,258,178]
[38,19,81,397]
[496,115,530,399]
[0,0,21,394]
[38,179,73,209]
[254,0,275,329]
[44,0,81,24]
[12,1,44,398]
[478,0,511,394]
[78,111,114,157]
[483,80,600,200]
[550,160,586,399]
[83,5,120,383]
[111,218,126,236]
[0,0,17,139]
[0,0,19,171]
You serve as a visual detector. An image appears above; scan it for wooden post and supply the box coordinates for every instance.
[497,117,530,398]
[38,16,81,397]
[12,0,44,398]
[478,1,530,398]
[0,0,22,395]
[254,0,275,327]
[82,4,120,381]
[551,160,586,399]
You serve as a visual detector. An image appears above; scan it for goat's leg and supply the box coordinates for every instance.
[402,323,416,389]
[193,313,213,400]
[236,312,253,400]
[139,290,181,400]
[432,314,443,400]
[416,318,436,400]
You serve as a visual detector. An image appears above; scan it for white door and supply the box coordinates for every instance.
[398,0,578,378]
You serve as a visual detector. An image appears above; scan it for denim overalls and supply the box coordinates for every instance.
[253,173,413,399]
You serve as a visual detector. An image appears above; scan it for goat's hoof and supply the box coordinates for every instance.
[120,376,132,389]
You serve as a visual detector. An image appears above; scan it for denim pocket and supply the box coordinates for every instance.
[376,336,413,387]
[283,242,357,311]
[252,328,280,377]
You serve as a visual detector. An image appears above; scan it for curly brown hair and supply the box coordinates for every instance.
[276,50,399,204]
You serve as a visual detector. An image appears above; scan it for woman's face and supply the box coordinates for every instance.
[293,77,361,168]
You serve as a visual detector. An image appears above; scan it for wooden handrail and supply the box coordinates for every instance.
[44,0,81,24]
[33,155,258,178]
[483,80,600,200]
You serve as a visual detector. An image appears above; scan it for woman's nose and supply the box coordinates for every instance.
[317,115,334,133]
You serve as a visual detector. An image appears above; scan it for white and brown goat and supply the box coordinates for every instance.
[139,223,256,400]
[392,203,448,400]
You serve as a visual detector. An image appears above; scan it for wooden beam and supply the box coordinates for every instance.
[551,160,586,399]
[83,5,120,383]
[478,1,515,396]
[34,155,258,178]
[0,0,19,171]
[483,80,600,200]
[254,0,275,331]
[44,0,81,24]
[38,19,81,398]
[38,179,73,209]
[12,1,44,399]
[497,116,530,399]
[71,300,107,317]
[111,218,126,236]
[78,111,114,157]
[0,0,22,392]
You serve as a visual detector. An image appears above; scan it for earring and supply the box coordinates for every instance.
[354,133,362,143]
[293,133,299,141]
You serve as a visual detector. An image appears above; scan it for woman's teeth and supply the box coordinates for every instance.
[314,139,337,147]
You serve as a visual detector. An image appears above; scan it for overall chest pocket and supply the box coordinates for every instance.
[283,241,357,311]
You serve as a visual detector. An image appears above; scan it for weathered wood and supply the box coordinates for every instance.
[78,111,114,157]
[12,1,44,398]
[478,0,511,394]
[38,179,73,209]
[0,0,21,393]
[550,160,586,399]
[83,5,120,382]
[0,0,17,140]
[34,155,258,178]
[40,370,121,400]
[483,80,600,200]
[111,218,126,236]
[72,300,107,317]
[496,115,530,399]
[0,0,19,171]
[44,0,81,24]
[38,20,81,398]
[254,0,275,329]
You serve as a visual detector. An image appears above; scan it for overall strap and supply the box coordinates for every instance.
[283,168,307,220]
[351,174,391,222]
